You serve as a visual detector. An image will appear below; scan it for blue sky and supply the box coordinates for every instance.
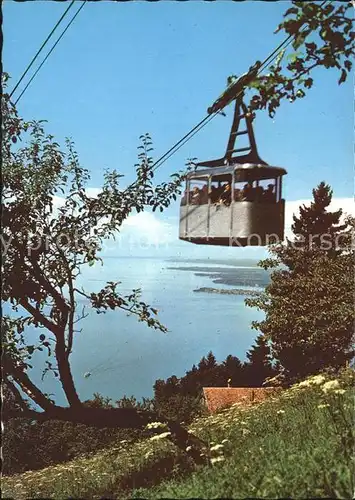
[4,1,353,260]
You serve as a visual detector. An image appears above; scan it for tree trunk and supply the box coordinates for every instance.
[55,335,82,408]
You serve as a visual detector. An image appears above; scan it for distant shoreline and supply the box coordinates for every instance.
[193,287,262,296]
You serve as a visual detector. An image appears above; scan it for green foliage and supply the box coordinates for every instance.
[244,334,276,386]
[291,181,348,253]
[246,183,354,381]
[153,345,277,423]
[239,2,354,117]
[2,391,143,476]
[3,387,199,476]
[3,370,353,498]
[133,370,354,499]
[2,74,185,413]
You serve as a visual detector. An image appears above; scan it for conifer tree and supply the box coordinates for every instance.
[291,182,347,252]
[246,183,354,381]
[244,335,276,386]
[223,355,244,386]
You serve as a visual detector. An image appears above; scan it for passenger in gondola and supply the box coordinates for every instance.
[200,185,209,204]
[234,188,242,202]
[210,185,219,204]
[255,185,264,202]
[216,184,224,199]
[191,186,201,205]
[263,184,276,203]
[242,182,254,201]
[219,182,232,205]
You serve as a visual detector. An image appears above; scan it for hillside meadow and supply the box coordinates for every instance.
[2,369,354,499]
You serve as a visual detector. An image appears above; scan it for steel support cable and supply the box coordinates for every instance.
[151,32,300,171]
[9,1,75,99]
[120,2,329,202]
[11,0,328,194]
[14,1,87,106]
[150,40,294,171]
[150,0,329,172]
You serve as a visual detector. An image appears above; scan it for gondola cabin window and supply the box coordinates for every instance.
[187,177,209,205]
[233,178,279,203]
[210,175,233,205]
[179,164,286,247]
[256,178,278,203]
[233,167,282,204]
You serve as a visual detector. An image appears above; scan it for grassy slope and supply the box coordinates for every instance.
[3,370,354,499]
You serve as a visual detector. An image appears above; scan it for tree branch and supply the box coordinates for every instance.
[17,298,81,408]
[11,235,70,319]
[19,296,61,336]
[3,355,56,412]
[4,377,30,412]
[27,253,70,318]
[55,245,76,358]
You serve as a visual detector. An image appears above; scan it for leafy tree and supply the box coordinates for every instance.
[153,393,205,425]
[247,1,354,117]
[1,76,206,463]
[246,183,354,381]
[212,2,353,118]
[115,395,156,412]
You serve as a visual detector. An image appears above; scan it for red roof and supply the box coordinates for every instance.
[203,387,281,413]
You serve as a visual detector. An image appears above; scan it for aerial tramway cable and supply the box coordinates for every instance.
[12,0,328,175]
[13,2,87,106]
[9,1,76,100]
[150,0,329,173]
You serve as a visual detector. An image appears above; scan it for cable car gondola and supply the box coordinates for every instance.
[179,94,287,247]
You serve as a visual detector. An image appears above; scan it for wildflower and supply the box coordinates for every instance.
[149,431,171,441]
[210,444,224,452]
[277,409,285,414]
[146,421,167,430]
[211,456,225,464]
[318,403,330,409]
[298,380,312,388]
[309,374,326,385]
[322,380,341,393]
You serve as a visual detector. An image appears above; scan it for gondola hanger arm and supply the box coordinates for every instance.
[207,61,262,115]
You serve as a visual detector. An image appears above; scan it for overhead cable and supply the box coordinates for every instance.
[151,0,329,172]
[9,1,75,99]
[14,1,87,105]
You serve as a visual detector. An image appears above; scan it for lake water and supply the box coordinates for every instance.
[22,257,268,405]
